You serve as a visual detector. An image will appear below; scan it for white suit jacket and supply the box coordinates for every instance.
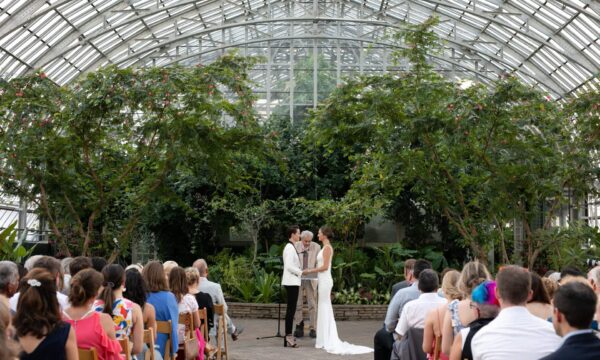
[281,242,302,286]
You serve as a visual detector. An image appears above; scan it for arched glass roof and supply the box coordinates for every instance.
[0,0,598,115]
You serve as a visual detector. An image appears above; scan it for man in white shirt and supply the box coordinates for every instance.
[395,269,447,337]
[471,265,561,360]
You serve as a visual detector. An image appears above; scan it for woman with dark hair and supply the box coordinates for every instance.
[143,261,179,359]
[14,268,78,360]
[63,269,122,360]
[94,264,144,355]
[527,272,552,320]
[123,268,157,338]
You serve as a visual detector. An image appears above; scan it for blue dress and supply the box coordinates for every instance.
[20,322,70,360]
[147,291,179,359]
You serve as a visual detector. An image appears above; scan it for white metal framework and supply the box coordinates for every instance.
[0,0,599,234]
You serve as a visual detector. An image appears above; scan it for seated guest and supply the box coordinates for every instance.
[60,258,73,295]
[186,267,214,332]
[560,265,584,285]
[587,266,600,324]
[143,261,179,359]
[423,270,461,360]
[0,261,19,299]
[169,267,200,341]
[14,268,78,360]
[375,259,432,360]
[193,259,243,340]
[0,295,19,359]
[526,272,552,320]
[69,256,92,277]
[10,256,69,312]
[441,261,491,354]
[163,261,178,282]
[540,281,600,359]
[123,268,158,360]
[94,264,143,355]
[391,259,416,298]
[449,281,500,360]
[63,269,123,360]
[471,265,561,360]
[542,277,559,302]
[91,257,108,273]
[23,255,43,272]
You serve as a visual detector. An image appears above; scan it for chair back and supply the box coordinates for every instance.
[214,303,225,316]
[143,328,155,360]
[156,320,172,360]
[178,312,196,340]
[118,337,131,360]
[198,308,209,342]
[78,348,99,360]
[214,304,228,360]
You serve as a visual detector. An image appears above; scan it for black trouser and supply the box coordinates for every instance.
[374,327,394,360]
[284,285,300,336]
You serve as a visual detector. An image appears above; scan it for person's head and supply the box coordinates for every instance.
[287,225,300,242]
[560,265,584,284]
[300,230,314,247]
[98,264,125,315]
[417,269,439,293]
[496,265,531,307]
[143,261,169,292]
[542,277,559,301]
[163,260,179,281]
[91,257,108,273]
[32,256,63,291]
[0,295,18,359]
[60,257,73,275]
[403,259,416,282]
[587,266,600,293]
[185,267,200,288]
[528,272,550,304]
[168,266,188,303]
[193,259,208,277]
[125,263,143,273]
[68,268,103,307]
[552,281,598,336]
[23,255,43,271]
[14,268,61,338]
[69,256,92,277]
[413,259,432,280]
[318,226,334,242]
[123,268,147,309]
[471,281,500,319]
[0,261,19,297]
[458,261,491,297]
[441,269,462,301]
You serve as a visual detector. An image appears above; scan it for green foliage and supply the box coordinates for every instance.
[0,222,36,262]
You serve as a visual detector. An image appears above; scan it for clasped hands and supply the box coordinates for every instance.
[302,268,313,275]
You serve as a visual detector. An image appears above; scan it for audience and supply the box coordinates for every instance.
[69,256,92,277]
[163,261,179,282]
[63,268,123,360]
[10,256,69,312]
[542,276,559,301]
[23,255,43,272]
[143,261,179,359]
[193,258,243,340]
[186,266,214,332]
[391,259,416,297]
[375,259,432,360]
[471,265,561,360]
[449,281,500,360]
[14,268,78,360]
[0,295,19,359]
[527,272,552,320]
[423,269,461,360]
[540,281,600,359]
[441,261,491,354]
[123,268,158,360]
[91,257,108,273]
[587,266,600,324]
[94,264,143,355]
[560,265,585,284]
[60,257,73,295]
[0,261,19,299]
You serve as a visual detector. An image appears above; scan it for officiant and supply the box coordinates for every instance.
[294,230,321,338]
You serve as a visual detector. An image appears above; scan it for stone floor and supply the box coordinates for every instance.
[223,319,380,360]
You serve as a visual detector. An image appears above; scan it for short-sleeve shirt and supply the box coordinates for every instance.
[93,297,135,339]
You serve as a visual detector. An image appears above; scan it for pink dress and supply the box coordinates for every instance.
[63,310,124,360]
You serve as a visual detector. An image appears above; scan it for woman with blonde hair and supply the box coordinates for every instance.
[423,270,461,360]
[441,261,491,354]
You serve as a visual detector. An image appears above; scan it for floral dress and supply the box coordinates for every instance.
[94,298,134,339]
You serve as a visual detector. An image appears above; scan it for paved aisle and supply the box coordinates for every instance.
[226,319,380,360]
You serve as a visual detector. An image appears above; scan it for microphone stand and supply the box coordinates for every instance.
[257,256,284,340]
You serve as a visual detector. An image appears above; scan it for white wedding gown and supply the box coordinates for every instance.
[315,245,374,355]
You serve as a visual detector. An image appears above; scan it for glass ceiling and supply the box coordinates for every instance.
[0,0,597,103]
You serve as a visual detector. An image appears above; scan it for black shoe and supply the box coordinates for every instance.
[309,329,316,338]
[231,326,244,341]
[294,323,304,338]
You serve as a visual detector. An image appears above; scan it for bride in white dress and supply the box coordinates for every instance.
[302,227,373,355]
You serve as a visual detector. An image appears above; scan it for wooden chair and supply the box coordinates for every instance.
[214,304,228,360]
[198,308,209,342]
[118,337,131,360]
[143,328,155,360]
[156,320,172,360]
[78,348,99,360]
[177,312,198,359]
